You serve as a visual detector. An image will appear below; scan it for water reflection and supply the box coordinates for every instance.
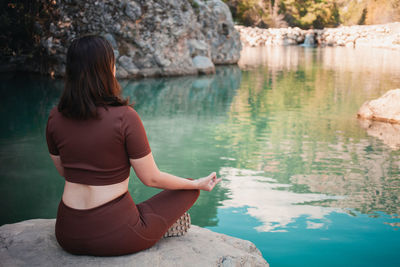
[220,167,343,232]
[121,66,241,117]
[239,46,400,76]
[0,73,64,225]
[358,119,400,150]
[217,46,400,225]
[0,73,62,139]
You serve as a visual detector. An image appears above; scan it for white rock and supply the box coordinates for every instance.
[345,41,354,48]
[192,55,216,74]
[0,219,268,267]
[236,22,400,50]
[118,55,139,75]
[357,89,400,123]
[355,37,371,48]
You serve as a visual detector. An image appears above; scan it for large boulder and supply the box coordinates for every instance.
[194,0,241,64]
[357,89,400,123]
[3,0,241,78]
[0,219,268,267]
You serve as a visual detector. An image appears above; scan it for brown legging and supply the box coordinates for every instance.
[55,188,200,256]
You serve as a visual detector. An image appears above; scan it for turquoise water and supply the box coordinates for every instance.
[1,46,400,266]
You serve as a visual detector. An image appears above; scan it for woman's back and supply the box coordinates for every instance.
[47,105,150,185]
[47,105,151,209]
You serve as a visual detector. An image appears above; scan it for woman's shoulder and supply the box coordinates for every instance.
[48,106,60,119]
[48,105,140,122]
[98,105,142,123]
[102,105,136,116]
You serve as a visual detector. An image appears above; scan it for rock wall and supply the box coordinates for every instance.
[10,0,241,78]
[236,22,400,49]
[0,219,268,267]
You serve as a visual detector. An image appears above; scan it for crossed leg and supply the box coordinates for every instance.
[134,188,200,241]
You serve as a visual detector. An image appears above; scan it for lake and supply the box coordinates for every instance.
[1,46,400,266]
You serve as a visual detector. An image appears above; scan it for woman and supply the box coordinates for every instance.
[46,35,221,256]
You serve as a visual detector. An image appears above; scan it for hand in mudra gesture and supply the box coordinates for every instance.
[195,172,221,191]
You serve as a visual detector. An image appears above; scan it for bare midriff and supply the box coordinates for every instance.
[61,177,130,210]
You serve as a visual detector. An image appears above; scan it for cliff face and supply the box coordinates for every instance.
[0,219,268,267]
[9,0,241,78]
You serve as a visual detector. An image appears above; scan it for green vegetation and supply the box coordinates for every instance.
[223,0,400,29]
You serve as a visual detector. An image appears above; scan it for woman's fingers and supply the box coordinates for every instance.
[196,172,221,191]
[206,173,221,191]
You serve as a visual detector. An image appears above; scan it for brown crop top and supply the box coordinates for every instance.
[45,105,151,185]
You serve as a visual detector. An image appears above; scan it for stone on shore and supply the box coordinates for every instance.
[0,219,268,267]
[357,89,400,124]
[192,56,216,75]
[236,22,400,50]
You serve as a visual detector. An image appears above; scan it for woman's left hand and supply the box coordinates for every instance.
[195,172,222,191]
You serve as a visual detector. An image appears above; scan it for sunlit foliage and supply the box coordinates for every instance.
[223,0,400,28]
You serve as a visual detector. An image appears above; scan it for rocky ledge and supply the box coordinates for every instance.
[236,22,400,49]
[0,219,268,267]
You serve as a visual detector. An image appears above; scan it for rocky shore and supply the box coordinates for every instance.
[357,89,400,150]
[3,0,241,78]
[4,1,399,79]
[357,89,400,124]
[0,219,268,267]
[236,22,400,49]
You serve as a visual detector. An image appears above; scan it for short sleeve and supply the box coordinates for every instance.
[46,110,60,155]
[122,107,151,159]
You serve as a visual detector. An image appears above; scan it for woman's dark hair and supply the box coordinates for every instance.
[58,35,129,119]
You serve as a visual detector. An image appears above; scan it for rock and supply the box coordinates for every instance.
[116,67,129,79]
[357,89,400,124]
[187,39,210,58]
[357,89,400,150]
[1,0,241,78]
[195,0,242,64]
[192,56,215,75]
[118,55,139,76]
[103,33,118,49]
[235,22,400,50]
[0,219,268,267]
[124,1,142,21]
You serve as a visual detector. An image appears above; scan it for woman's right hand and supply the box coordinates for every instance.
[195,172,222,191]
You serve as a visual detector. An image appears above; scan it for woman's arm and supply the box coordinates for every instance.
[49,154,65,177]
[129,152,221,191]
